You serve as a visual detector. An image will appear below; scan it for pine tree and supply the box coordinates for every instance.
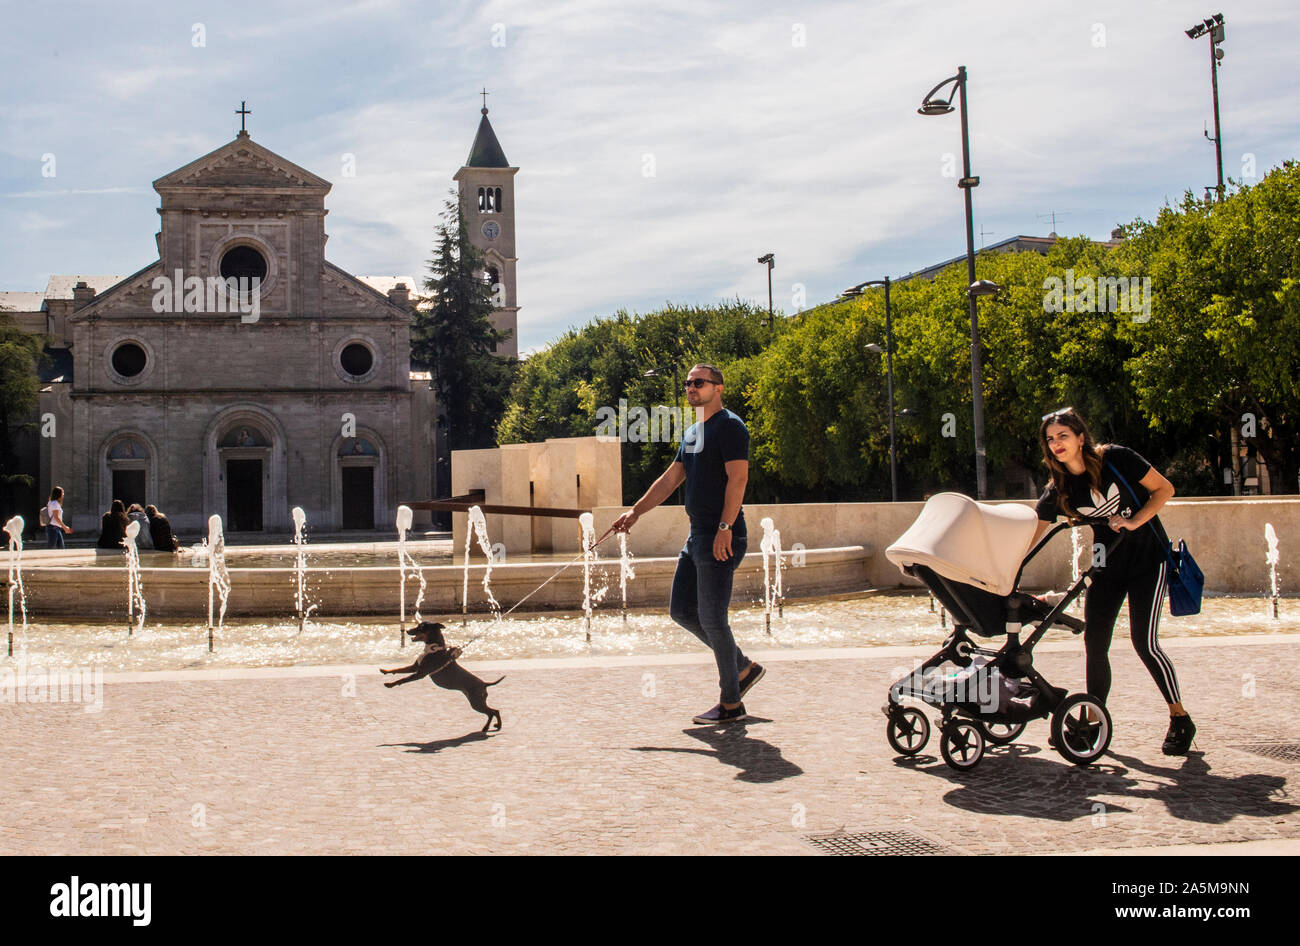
[412,191,517,453]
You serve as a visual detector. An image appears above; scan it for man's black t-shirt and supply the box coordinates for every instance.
[1035,444,1168,574]
[674,408,749,534]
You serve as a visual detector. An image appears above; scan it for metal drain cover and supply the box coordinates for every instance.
[806,829,950,856]
[1232,743,1300,763]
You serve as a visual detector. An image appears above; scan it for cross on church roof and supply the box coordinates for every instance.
[236,100,251,133]
[480,87,489,114]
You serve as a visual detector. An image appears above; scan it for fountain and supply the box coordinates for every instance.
[396,504,413,645]
[618,532,635,623]
[461,506,502,625]
[291,506,316,633]
[579,512,596,642]
[759,517,786,634]
[206,514,231,652]
[122,520,146,635]
[4,516,26,657]
[1070,525,1084,612]
[1265,523,1280,619]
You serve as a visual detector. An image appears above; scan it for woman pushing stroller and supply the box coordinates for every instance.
[1029,407,1196,756]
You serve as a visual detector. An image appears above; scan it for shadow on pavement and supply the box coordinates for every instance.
[630,718,804,783]
[902,744,1295,824]
[381,730,495,753]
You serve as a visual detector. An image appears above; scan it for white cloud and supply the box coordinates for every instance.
[1,0,1297,354]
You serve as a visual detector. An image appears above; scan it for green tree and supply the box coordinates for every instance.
[413,191,517,451]
[1116,162,1300,492]
[0,314,43,517]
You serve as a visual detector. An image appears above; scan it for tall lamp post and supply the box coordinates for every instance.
[844,278,898,501]
[919,65,990,498]
[1185,14,1226,202]
[757,253,775,334]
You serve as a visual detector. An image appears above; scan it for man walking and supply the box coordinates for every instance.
[611,363,764,724]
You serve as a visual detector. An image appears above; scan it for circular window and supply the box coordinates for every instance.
[340,343,374,377]
[111,342,147,378]
[219,245,268,283]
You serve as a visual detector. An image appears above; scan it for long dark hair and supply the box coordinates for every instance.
[1038,408,1112,522]
[108,499,128,524]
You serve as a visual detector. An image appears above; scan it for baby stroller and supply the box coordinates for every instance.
[882,493,1126,771]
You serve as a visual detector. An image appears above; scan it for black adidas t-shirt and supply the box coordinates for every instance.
[674,408,749,534]
[1035,444,1168,574]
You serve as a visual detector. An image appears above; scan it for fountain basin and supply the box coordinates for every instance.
[13,545,871,619]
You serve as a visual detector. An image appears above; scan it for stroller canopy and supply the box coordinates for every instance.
[886,492,1039,597]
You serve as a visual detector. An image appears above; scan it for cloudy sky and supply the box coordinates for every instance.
[1,0,1296,353]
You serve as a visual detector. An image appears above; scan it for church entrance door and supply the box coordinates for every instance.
[341,466,374,530]
[227,459,263,532]
[112,470,147,510]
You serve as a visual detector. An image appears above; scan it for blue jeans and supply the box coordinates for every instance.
[46,524,65,549]
[669,529,750,704]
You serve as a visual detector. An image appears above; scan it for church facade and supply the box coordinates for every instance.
[8,108,518,538]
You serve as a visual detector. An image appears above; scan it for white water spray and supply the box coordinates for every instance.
[618,532,635,623]
[461,506,500,626]
[1070,526,1083,612]
[396,505,413,645]
[122,520,146,635]
[759,517,785,634]
[4,516,26,657]
[206,514,231,652]
[291,507,316,633]
[579,512,596,642]
[1265,522,1281,619]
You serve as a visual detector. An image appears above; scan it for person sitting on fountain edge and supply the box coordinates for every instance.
[610,363,764,725]
[145,505,181,553]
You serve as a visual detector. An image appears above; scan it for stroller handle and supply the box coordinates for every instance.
[1014,514,1130,591]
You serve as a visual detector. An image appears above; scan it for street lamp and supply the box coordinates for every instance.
[1185,13,1226,202]
[919,65,989,498]
[757,253,775,332]
[847,278,899,501]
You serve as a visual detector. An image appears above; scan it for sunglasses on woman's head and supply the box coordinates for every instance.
[684,379,717,389]
[1041,407,1075,422]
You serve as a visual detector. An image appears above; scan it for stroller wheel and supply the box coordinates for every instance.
[977,720,1026,746]
[1051,694,1113,765]
[887,707,931,756]
[940,721,985,771]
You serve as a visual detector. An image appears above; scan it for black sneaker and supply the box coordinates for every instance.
[1162,714,1196,755]
[693,703,748,725]
[739,663,766,699]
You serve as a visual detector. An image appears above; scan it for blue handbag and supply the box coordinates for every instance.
[1106,461,1204,616]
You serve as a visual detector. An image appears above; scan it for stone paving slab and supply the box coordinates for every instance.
[2,636,1298,855]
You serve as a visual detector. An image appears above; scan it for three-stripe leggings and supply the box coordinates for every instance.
[1083,559,1182,705]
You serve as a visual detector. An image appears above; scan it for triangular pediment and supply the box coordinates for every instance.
[153,134,331,192]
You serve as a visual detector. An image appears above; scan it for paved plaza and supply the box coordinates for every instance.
[3,633,1299,855]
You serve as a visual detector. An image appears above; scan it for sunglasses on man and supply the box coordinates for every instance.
[683,379,719,389]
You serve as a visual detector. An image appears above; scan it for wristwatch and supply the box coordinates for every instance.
[718,521,731,532]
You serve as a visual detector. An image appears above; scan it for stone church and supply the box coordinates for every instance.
[3,106,518,538]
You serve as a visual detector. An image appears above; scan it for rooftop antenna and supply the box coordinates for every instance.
[979,224,995,248]
[1037,210,1068,237]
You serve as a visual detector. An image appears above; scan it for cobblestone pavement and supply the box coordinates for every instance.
[3,635,1298,855]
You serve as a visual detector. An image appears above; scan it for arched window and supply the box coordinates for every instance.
[477,186,486,211]
[485,267,499,289]
[494,187,503,212]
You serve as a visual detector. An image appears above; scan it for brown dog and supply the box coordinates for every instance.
[380,622,503,732]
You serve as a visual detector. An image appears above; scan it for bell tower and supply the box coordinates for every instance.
[453,96,519,359]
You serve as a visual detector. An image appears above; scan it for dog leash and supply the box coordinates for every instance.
[458,530,617,649]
